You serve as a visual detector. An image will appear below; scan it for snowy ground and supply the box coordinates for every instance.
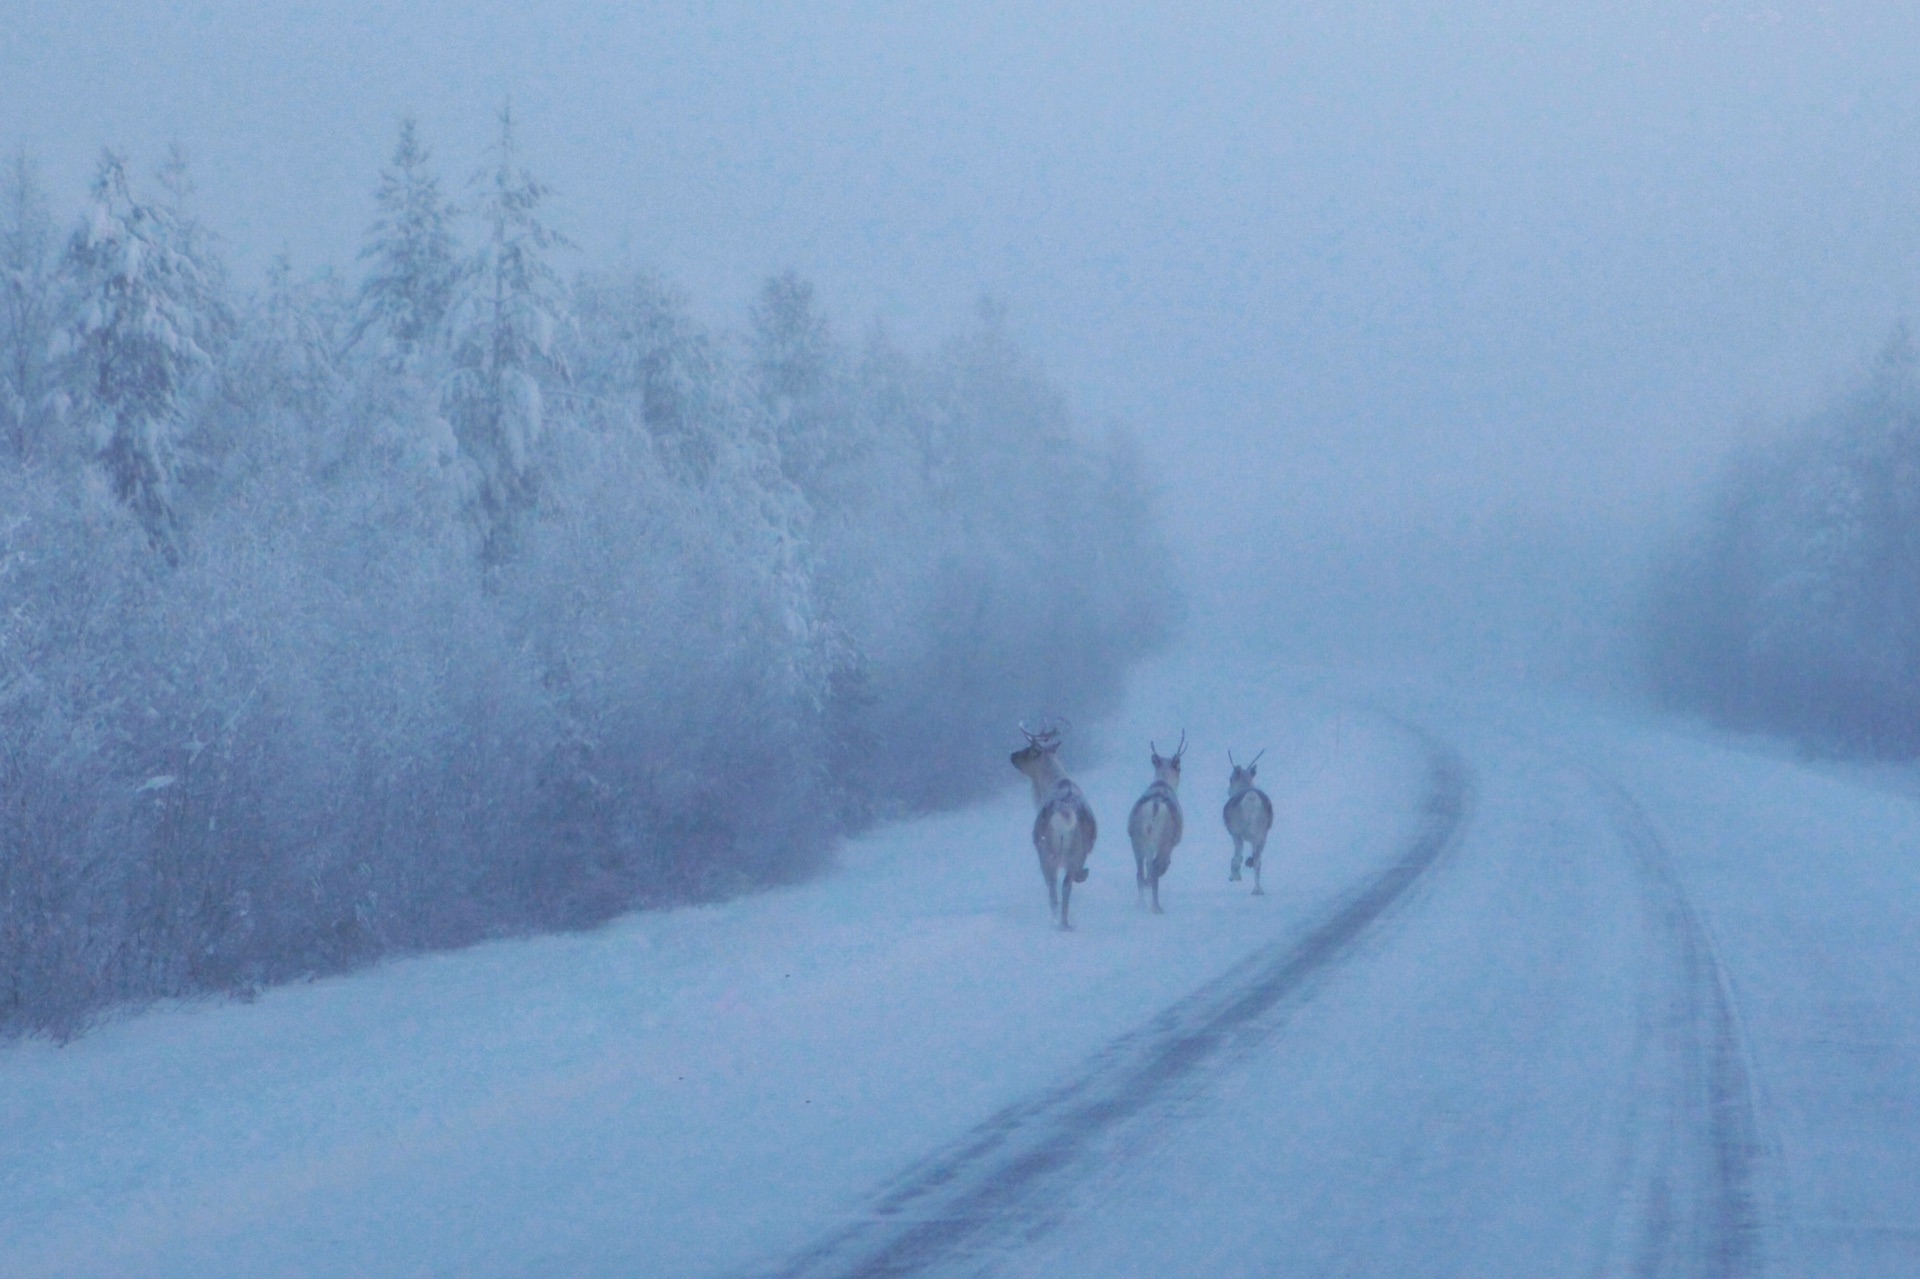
[4,651,1920,1277]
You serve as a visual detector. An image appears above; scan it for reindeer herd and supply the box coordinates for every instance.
[1011,723,1275,929]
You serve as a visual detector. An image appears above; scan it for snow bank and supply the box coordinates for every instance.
[0,656,1429,1278]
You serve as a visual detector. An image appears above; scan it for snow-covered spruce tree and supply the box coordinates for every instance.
[192,256,363,554]
[54,149,230,554]
[1,151,58,467]
[224,255,347,440]
[749,270,852,505]
[339,121,465,524]
[791,300,1178,816]
[353,116,458,372]
[443,105,571,566]
[744,272,870,772]
[572,268,737,483]
[572,271,729,483]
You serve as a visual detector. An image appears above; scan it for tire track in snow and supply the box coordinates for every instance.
[1590,778,1764,1279]
[756,736,1471,1279]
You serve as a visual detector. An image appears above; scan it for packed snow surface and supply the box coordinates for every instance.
[4,651,1920,1276]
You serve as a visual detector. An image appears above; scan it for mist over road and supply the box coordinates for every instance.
[9,7,1920,1273]
[3,654,1918,1277]
[759,703,1776,1278]
[767,733,1469,1279]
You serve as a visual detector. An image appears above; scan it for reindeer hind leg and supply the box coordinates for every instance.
[1229,835,1244,882]
[1250,834,1267,896]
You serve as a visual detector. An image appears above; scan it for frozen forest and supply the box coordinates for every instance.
[1645,326,1920,756]
[0,116,1178,1037]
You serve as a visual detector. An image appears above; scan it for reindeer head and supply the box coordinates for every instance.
[1149,730,1186,788]
[1011,720,1068,780]
[1228,748,1265,794]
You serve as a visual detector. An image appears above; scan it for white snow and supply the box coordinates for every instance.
[5,651,1920,1276]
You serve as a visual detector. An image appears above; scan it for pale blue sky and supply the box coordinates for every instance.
[6,1,1918,588]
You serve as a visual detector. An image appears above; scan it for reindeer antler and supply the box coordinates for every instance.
[1173,729,1187,761]
[1020,719,1065,748]
[1248,748,1266,768]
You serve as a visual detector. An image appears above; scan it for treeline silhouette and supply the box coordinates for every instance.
[1646,326,1920,755]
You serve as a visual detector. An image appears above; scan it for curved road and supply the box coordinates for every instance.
[760,715,1771,1279]
[767,736,1471,1279]
[8,670,1920,1278]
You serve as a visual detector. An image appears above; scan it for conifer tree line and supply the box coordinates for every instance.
[0,112,1179,1037]
[1645,325,1920,754]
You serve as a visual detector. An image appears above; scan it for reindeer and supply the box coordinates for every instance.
[1127,731,1186,914]
[1010,722,1099,929]
[1224,749,1275,896]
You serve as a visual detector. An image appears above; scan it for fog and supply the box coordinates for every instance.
[10,1,1919,644]
[6,4,1920,1032]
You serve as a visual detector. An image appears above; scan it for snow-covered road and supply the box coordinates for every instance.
[769,732,1470,1279]
[4,653,1919,1277]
